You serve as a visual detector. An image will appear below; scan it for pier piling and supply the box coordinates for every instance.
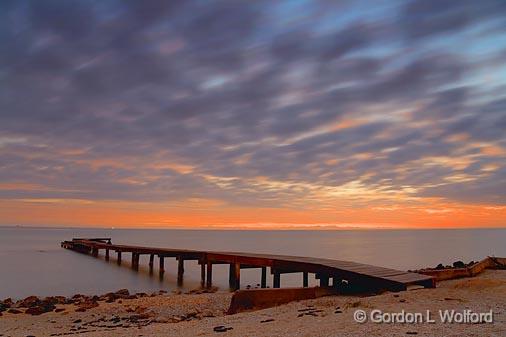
[177,256,185,285]
[61,238,435,293]
[159,256,165,278]
[206,262,213,288]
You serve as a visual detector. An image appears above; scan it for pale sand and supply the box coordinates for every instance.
[1,270,505,337]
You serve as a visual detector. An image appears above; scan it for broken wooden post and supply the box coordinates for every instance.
[149,254,154,273]
[206,261,213,288]
[273,271,281,288]
[303,272,309,287]
[117,251,122,265]
[261,266,267,288]
[177,256,185,285]
[105,249,110,261]
[159,255,165,278]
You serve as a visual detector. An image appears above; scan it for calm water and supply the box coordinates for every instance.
[1,227,505,299]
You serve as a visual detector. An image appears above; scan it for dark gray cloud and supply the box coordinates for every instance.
[401,0,506,41]
[1,0,505,207]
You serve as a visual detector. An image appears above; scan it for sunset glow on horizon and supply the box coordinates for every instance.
[1,1,506,229]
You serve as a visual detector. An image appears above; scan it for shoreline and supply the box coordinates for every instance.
[1,270,505,336]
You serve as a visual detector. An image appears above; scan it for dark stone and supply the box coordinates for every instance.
[453,261,466,268]
[43,296,66,305]
[76,299,98,312]
[18,296,41,308]
[260,319,275,323]
[25,302,56,315]
[73,319,82,323]
[213,326,233,332]
[7,308,23,314]
[2,298,13,307]
[54,308,66,313]
[25,306,44,315]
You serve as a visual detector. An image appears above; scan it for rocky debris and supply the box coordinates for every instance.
[25,301,56,315]
[17,295,41,308]
[453,261,466,268]
[44,296,68,305]
[213,325,233,332]
[297,306,325,317]
[443,297,463,302]
[0,298,13,312]
[7,308,22,314]
[260,318,275,323]
[125,305,147,314]
[98,289,136,303]
[428,260,477,271]
[185,286,218,295]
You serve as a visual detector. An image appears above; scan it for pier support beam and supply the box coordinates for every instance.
[200,261,206,286]
[228,264,236,288]
[206,262,213,288]
[228,263,240,290]
[261,267,267,288]
[92,247,98,257]
[303,272,309,288]
[177,257,185,286]
[159,256,165,278]
[320,275,329,287]
[131,253,139,270]
[117,251,122,265]
[105,249,110,261]
[149,254,154,273]
[273,271,281,288]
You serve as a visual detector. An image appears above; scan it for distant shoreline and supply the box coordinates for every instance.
[1,224,505,231]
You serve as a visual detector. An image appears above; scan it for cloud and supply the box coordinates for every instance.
[1,0,505,216]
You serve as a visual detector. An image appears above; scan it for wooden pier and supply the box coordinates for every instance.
[61,238,435,292]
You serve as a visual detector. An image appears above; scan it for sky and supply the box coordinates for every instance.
[1,0,506,229]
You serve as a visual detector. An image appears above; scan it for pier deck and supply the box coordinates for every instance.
[61,238,435,292]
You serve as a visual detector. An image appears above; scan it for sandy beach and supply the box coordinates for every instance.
[1,270,504,337]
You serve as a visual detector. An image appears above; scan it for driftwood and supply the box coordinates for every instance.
[415,256,506,281]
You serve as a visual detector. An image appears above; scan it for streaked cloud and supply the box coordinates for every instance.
[1,0,505,228]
